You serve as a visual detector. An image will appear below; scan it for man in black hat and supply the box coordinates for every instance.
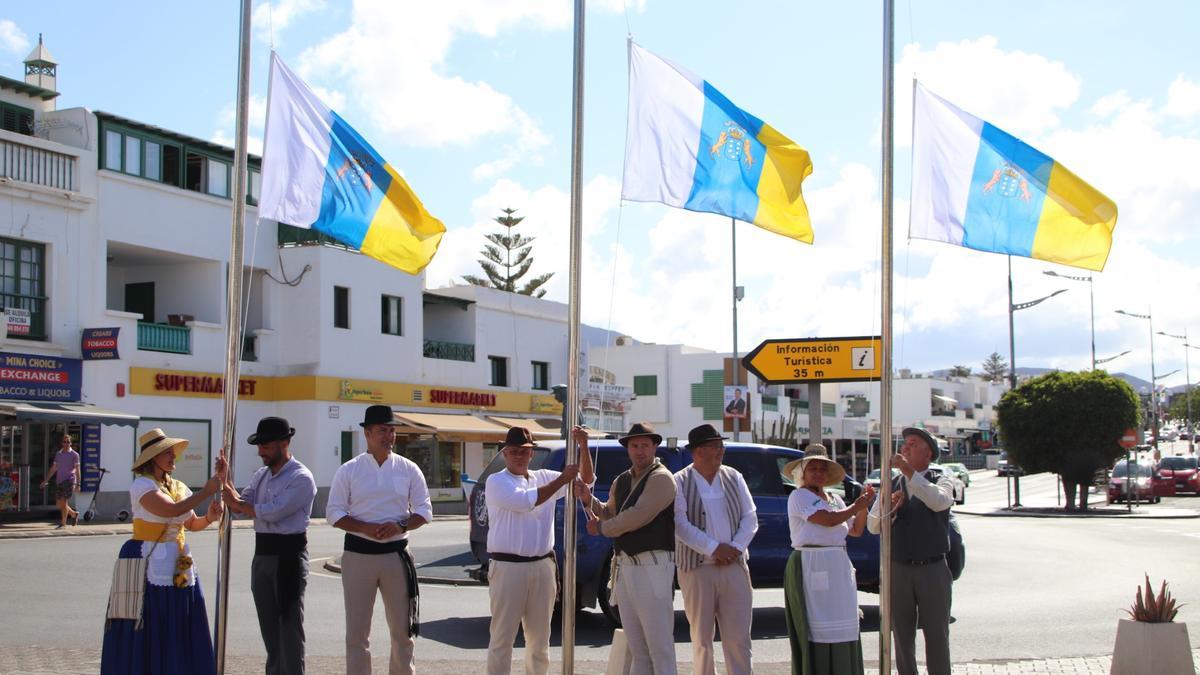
[673,424,757,675]
[221,416,317,675]
[326,404,433,675]
[868,427,955,675]
[575,422,677,675]
[485,425,594,675]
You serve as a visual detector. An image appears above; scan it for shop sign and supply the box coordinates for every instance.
[4,308,30,336]
[80,424,101,493]
[0,352,82,401]
[154,373,259,396]
[429,388,496,407]
[81,327,121,360]
[338,379,384,402]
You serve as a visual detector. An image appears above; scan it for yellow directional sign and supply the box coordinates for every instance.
[742,336,883,384]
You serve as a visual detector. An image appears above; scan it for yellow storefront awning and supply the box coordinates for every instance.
[486,416,561,439]
[0,400,140,427]
[391,412,512,440]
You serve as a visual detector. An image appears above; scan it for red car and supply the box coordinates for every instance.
[1157,456,1200,494]
[1108,459,1176,503]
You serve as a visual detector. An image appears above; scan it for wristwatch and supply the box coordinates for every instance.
[398,518,409,532]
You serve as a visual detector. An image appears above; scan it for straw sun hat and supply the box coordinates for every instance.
[132,428,189,471]
[780,443,846,488]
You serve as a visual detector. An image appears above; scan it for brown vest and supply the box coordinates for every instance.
[611,462,674,555]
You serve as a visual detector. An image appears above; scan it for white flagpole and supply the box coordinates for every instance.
[214,0,253,671]
[561,0,586,671]
[879,0,895,672]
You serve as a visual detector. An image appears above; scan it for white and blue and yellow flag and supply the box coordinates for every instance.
[259,53,445,274]
[910,81,1117,271]
[621,42,814,243]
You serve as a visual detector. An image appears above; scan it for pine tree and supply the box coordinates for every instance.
[462,208,554,298]
[981,352,1009,383]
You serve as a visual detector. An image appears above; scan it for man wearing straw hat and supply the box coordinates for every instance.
[327,404,433,675]
[484,424,593,675]
[672,423,758,675]
[868,427,955,675]
[576,421,677,675]
[221,416,317,675]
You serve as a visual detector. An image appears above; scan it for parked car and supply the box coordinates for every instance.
[1156,456,1200,494]
[941,462,972,487]
[927,464,966,505]
[468,439,919,625]
[1108,459,1176,503]
[996,451,1025,477]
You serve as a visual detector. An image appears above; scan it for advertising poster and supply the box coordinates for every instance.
[723,385,749,419]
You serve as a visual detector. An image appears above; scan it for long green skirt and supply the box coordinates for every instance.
[783,549,865,675]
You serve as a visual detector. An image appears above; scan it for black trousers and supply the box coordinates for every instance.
[251,550,309,675]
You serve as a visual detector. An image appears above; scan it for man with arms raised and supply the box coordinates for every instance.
[221,416,317,675]
[576,422,677,675]
[868,427,955,675]
[327,405,433,675]
[485,425,594,674]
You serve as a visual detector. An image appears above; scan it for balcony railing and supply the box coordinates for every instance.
[423,339,475,362]
[0,137,75,191]
[137,322,191,354]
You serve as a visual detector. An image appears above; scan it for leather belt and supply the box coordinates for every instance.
[490,551,553,563]
[900,553,946,566]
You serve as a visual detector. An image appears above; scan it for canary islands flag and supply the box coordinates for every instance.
[621,42,814,243]
[910,81,1116,271]
[259,53,445,274]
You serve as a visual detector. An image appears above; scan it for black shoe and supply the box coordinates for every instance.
[55,524,64,529]
[70,514,78,526]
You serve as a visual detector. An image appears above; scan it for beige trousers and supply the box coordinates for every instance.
[677,563,753,675]
[612,554,677,675]
[486,557,557,674]
[341,550,414,675]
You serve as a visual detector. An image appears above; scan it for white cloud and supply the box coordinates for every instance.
[0,20,29,54]
[1164,74,1200,119]
[252,0,325,44]
[210,128,264,157]
[894,36,1081,147]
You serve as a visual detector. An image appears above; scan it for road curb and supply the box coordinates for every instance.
[955,506,1200,519]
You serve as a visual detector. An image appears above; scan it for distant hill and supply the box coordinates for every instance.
[927,366,1152,392]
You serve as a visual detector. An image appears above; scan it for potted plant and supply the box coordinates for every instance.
[1110,575,1194,674]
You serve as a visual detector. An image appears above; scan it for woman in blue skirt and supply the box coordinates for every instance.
[101,428,225,675]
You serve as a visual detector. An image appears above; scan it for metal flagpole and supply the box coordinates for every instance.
[878,1,895,671]
[1006,257,1022,507]
[732,217,741,441]
[214,0,252,672]
[561,0,586,670]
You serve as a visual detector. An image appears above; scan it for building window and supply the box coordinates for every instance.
[0,101,34,136]
[124,135,141,176]
[144,141,161,180]
[532,361,549,390]
[207,158,229,197]
[97,119,258,201]
[0,238,46,340]
[489,356,509,387]
[381,294,402,335]
[104,130,122,170]
[633,375,658,396]
[162,143,182,186]
[333,286,350,329]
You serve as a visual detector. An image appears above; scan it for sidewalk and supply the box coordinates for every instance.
[1,644,1197,674]
[0,514,469,540]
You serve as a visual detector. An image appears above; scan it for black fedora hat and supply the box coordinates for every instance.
[686,423,728,450]
[360,404,399,427]
[247,417,295,445]
[618,421,663,447]
[503,426,538,449]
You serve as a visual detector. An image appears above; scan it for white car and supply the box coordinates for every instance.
[865,465,965,505]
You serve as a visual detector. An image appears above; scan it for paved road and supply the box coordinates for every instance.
[2,472,1198,672]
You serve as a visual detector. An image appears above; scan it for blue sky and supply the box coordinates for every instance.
[4,1,1199,388]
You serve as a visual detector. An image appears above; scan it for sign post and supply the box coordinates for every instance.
[1119,428,1138,513]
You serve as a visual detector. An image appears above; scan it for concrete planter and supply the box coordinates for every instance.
[1110,619,1195,674]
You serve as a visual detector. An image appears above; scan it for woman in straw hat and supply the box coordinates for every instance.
[101,428,226,675]
[781,444,875,675]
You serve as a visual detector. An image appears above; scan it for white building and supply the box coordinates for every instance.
[0,41,630,519]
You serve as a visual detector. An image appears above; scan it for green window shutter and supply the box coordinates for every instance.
[822,403,836,416]
[633,375,658,396]
[690,370,725,420]
[762,395,778,412]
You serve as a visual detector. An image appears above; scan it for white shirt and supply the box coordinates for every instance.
[130,476,196,586]
[672,467,758,558]
[485,468,566,557]
[326,451,433,543]
[788,489,849,548]
[866,470,955,535]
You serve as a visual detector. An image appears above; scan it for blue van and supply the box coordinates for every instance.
[468,438,885,625]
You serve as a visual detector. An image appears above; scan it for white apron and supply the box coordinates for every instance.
[799,546,860,643]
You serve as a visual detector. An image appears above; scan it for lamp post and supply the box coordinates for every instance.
[1007,256,1069,508]
[1158,330,1194,454]
[1043,270,1095,370]
[1116,308,1158,451]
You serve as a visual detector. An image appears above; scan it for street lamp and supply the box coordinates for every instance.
[1044,270,1095,370]
[1158,330,1194,453]
[1116,308,1158,450]
[1096,350,1131,366]
[1007,258,1069,508]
